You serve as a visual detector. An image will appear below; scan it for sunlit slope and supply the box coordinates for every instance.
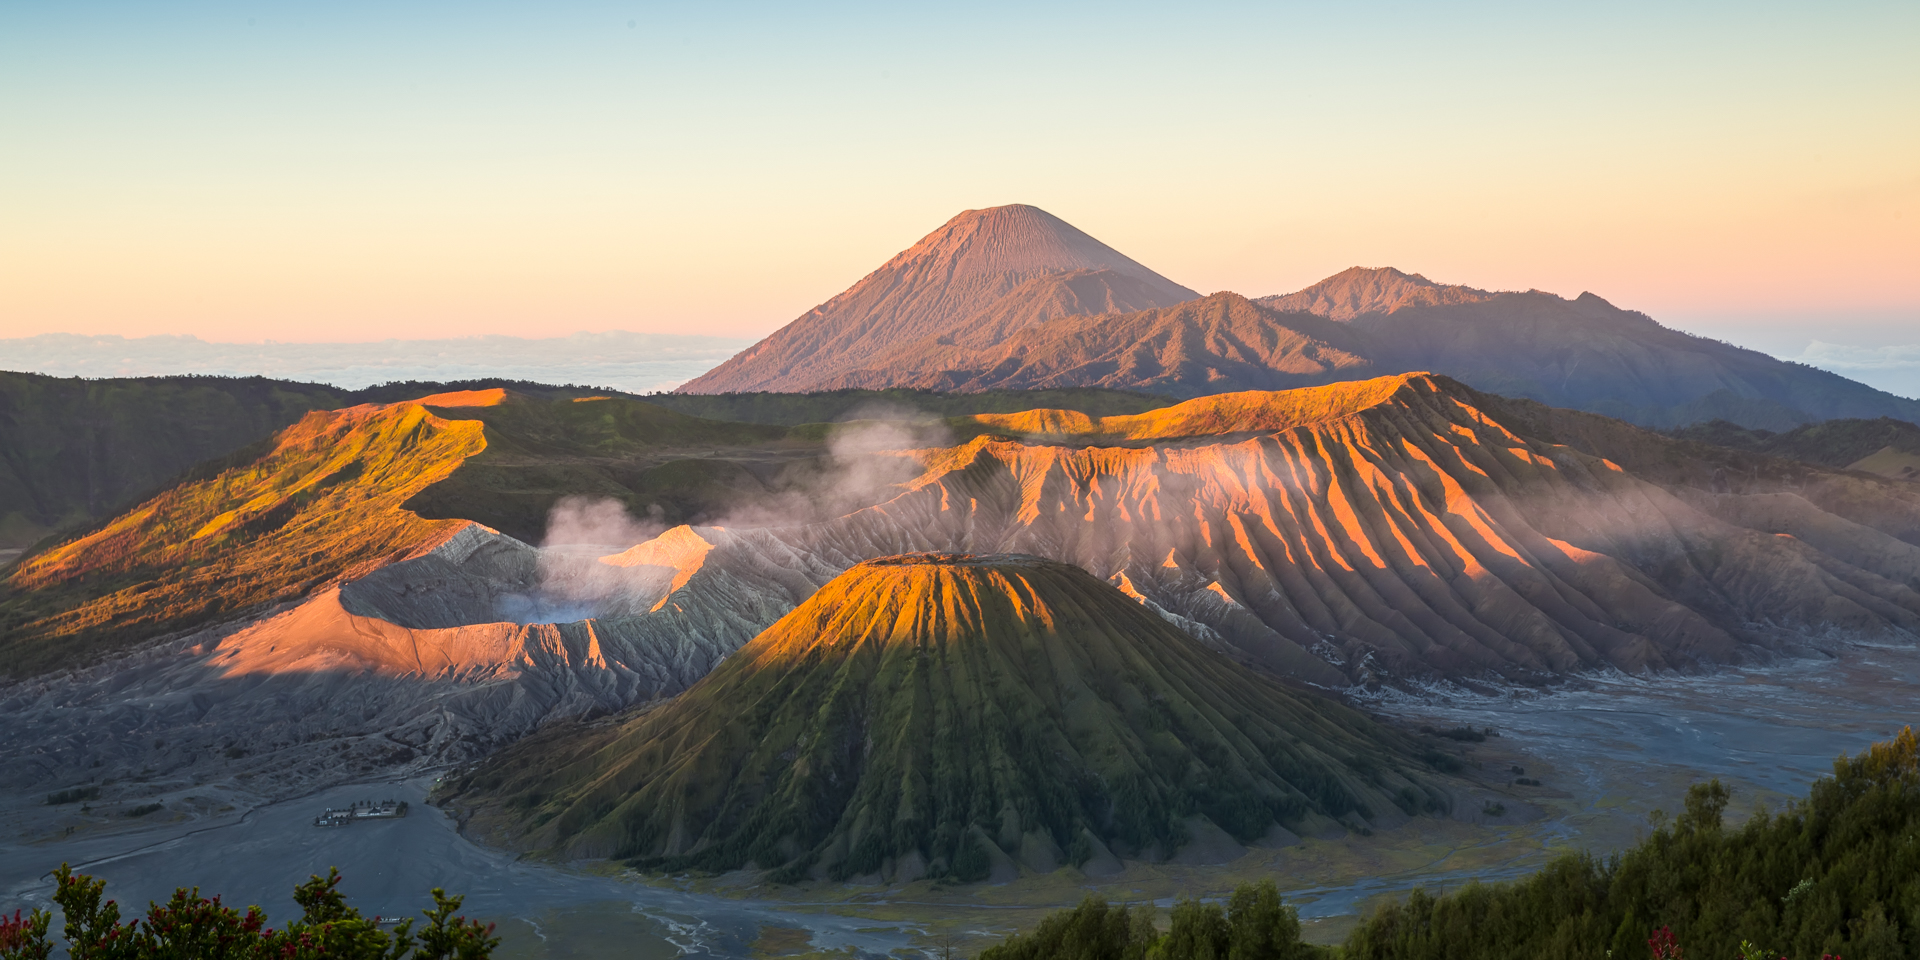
[0,371,627,551]
[0,389,808,675]
[398,392,800,542]
[0,371,355,549]
[681,204,1197,393]
[761,373,1920,682]
[447,554,1450,881]
[0,397,491,673]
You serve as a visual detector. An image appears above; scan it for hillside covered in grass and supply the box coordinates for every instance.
[442,554,1455,883]
[0,389,829,675]
[645,386,1173,426]
[1670,416,1920,482]
[0,371,630,551]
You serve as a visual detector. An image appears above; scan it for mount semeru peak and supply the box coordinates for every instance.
[444,553,1453,883]
[679,204,1198,394]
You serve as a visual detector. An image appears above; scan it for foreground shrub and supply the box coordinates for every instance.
[1339,728,1919,960]
[975,730,1917,960]
[977,880,1323,960]
[0,864,497,960]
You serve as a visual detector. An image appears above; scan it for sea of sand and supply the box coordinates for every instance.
[1,639,1913,958]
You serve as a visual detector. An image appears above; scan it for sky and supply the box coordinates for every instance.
[1,1,1915,353]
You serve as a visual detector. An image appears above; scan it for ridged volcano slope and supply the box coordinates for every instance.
[447,554,1450,882]
[645,373,1920,686]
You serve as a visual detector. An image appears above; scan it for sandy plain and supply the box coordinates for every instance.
[2,640,1913,958]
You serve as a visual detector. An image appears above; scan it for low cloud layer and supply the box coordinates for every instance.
[1791,341,1920,400]
[0,331,750,394]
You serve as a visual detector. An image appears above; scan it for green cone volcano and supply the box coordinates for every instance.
[447,553,1453,882]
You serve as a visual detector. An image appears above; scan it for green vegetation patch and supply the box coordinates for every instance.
[645,387,1174,426]
[1671,416,1920,473]
[443,556,1452,884]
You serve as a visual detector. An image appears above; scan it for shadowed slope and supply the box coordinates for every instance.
[1670,417,1920,482]
[767,257,1920,429]
[824,292,1373,396]
[680,205,1197,393]
[1346,292,1920,429]
[447,554,1451,881]
[1255,266,1500,320]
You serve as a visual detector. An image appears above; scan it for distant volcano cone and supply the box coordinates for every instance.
[450,553,1451,882]
[678,204,1197,393]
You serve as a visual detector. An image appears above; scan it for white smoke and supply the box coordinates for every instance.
[494,496,667,623]
[541,495,666,549]
[500,408,951,622]
[719,403,953,528]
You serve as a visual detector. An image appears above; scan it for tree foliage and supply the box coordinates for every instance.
[978,730,1918,960]
[977,881,1323,960]
[1340,728,1920,960]
[0,865,497,960]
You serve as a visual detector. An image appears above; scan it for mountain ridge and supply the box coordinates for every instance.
[679,205,1198,393]
[680,208,1920,430]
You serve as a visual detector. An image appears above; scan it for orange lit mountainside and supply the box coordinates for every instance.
[677,206,1920,431]
[681,205,1198,394]
[680,373,1920,687]
[445,555,1458,881]
[5,377,1919,803]
[0,370,626,551]
[0,389,819,796]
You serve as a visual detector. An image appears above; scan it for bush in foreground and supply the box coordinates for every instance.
[0,865,497,959]
[978,879,1325,960]
[976,729,1917,960]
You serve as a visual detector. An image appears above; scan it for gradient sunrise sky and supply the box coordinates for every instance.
[1,1,1914,348]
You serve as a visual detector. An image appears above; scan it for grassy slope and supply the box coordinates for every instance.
[645,387,1175,426]
[0,401,483,675]
[0,373,352,548]
[1670,416,1920,478]
[0,372,630,551]
[0,371,1170,551]
[398,396,813,543]
[444,555,1453,881]
[0,391,816,675]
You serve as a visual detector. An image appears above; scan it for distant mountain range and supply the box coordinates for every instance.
[679,205,1920,431]
[1,330,750,394]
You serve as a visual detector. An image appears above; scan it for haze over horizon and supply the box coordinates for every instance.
[1,2,1914,355]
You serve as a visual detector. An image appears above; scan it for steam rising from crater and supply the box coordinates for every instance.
[496,407,951,624]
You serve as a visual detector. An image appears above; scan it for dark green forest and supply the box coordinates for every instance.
[979,729,1917,960]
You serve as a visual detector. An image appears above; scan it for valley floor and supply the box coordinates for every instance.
[2,640,1913,959]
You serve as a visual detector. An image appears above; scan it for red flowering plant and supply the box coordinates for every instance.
[1650,928,1842,960]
